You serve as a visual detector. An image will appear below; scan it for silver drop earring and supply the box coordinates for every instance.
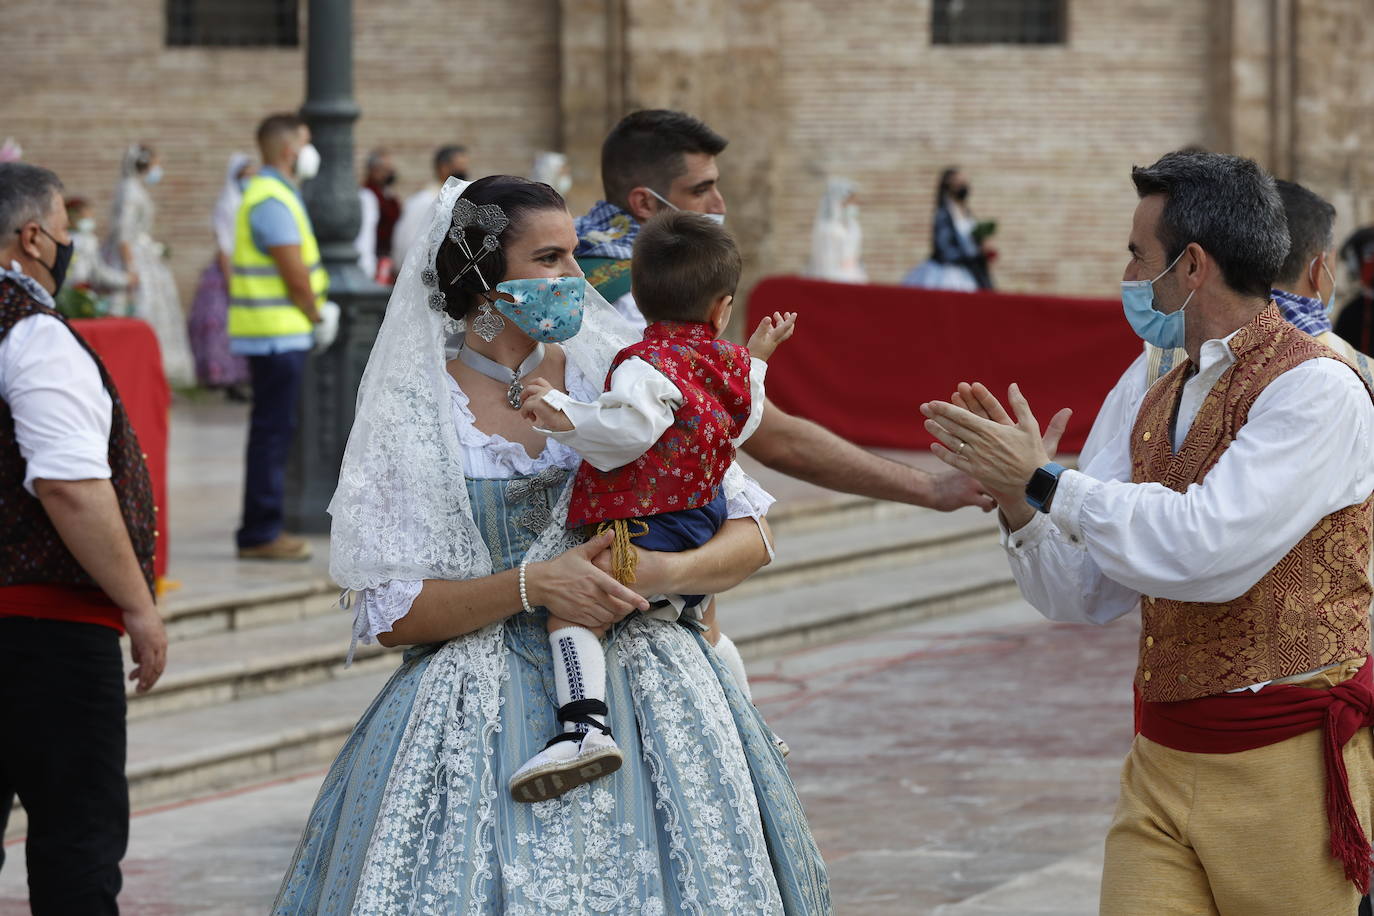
[473,299,506,342]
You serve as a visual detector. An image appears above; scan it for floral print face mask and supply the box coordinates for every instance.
[491,276,586,343]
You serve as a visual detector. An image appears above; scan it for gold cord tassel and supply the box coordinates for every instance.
[598,518,650,585]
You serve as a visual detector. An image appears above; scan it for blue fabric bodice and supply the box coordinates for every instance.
[464,469,571,574]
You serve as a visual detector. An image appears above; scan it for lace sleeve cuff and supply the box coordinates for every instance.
[350,579,424,658]
[725,469,775,521]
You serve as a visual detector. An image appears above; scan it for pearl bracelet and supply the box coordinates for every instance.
[518,558,534,613]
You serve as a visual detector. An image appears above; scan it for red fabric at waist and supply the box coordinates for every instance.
[1139,659,1374,891]
[0,585,124,633]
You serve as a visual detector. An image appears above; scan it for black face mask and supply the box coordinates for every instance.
[451,170,469,182]
[382,171,398,187]
[17,225,74,294]
[951,186,970,202]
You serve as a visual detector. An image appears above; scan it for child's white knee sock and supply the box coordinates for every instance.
[549,626,607,732]
[713,633,752,701]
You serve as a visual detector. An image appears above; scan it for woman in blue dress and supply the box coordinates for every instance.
[903,166,993,291]
[273,175,832,915]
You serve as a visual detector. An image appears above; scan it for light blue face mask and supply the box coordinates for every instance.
[645,188,725,225]
[1121,248,1193,350]
[144,165,163,186]
[491,276,586,343]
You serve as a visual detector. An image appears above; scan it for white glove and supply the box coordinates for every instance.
[313,301,341,353]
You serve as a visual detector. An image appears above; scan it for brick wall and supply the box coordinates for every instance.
[7,0,1374,319]
[1,0,561,305]
[770,0,1213,298]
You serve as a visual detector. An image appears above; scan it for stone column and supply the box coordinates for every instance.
[300,0,364,287]
[286,0,391,533]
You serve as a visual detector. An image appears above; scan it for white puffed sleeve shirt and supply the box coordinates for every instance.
[536,356,767,471]
[1002,329,1374,629]
[0,268,112,495]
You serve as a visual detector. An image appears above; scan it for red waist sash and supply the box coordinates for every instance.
[1138,659,1374,891]
[0,584,124,633]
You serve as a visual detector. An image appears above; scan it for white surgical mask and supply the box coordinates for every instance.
[294,143,321,181]
[555,173,573,196]
[646,187,725,225]
[76,217,96,234]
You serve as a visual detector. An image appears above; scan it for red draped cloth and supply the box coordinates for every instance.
[745,276,1141,454]
[70,318,170,578]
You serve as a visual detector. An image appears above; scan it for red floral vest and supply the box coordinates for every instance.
[567,320,753,527]
[0,279,157,615]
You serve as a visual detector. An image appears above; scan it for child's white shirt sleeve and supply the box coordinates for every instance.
[536,357,683,471]
[731,358,767,448]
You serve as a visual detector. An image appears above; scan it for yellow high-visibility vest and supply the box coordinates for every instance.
[228,174,328,340]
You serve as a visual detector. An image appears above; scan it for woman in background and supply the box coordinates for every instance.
[903,166,993,291]
[188,152,253,398]
[806,178,867,283]
[106,143,196,386]
[531,150,573,196]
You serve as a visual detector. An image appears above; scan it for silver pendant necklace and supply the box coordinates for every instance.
[457,341,546,409]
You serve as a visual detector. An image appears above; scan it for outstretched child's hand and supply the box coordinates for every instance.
[520,378,574,431]
[746,311,798,362]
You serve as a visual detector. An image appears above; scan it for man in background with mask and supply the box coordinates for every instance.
[575,108,1006,514]
[1079,176,1374,467]
[228,112,329,561]
[360,147,400,266]
[0,161,166,912]
[575,110,727,329]
[391,143,469,265]
[920,149,1374,914]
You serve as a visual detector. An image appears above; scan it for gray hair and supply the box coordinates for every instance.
[365,147,390,171]
[1131,151,1289,299]
[0,162,63,240]
[1273,179,1336,287]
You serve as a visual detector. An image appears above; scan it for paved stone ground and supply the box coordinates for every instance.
[0,601,1136,914]
[757,602,1134,915]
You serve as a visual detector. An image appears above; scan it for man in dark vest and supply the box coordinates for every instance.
[0,162,167,914]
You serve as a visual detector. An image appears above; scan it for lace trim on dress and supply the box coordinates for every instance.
[446,369,586,478]
[350,579,424,657]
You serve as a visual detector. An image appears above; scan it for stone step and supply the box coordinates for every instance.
[161,574,338,643]
[734,504,996,599]
[126,609,398,721]
[154,493,884,643]
[131,506,996,720]
[126,670,396,813]
[8,536,1017,838]
[719,542,1017,658]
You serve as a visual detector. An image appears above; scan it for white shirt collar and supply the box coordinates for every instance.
[1195,327,1242,375]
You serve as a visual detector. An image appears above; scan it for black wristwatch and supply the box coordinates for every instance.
[1024,462,1067,513]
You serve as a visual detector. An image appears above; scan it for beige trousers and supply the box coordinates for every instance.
[1100,660,1374,916]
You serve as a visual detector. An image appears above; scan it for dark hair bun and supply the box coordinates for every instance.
[433,175,566,321]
